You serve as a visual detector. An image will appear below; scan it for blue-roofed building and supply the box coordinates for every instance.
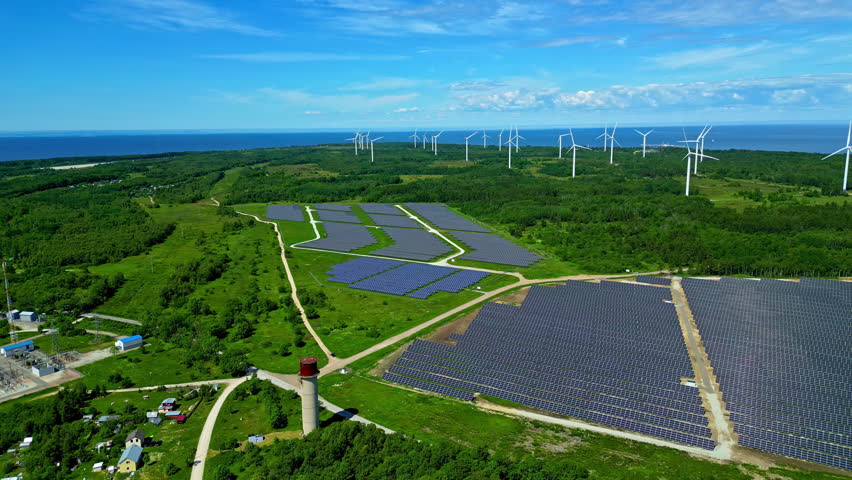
[1,340,34,357]
[6,310,19,321]
[118,444,143,473]
[19,311,38,322]
[115,335,143,352]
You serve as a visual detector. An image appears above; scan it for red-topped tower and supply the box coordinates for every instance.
[299,357,319,434]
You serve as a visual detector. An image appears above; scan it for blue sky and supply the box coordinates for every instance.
[2,0,852,131]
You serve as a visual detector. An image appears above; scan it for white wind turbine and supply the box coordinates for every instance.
[596,124,609,152]
[345,133,360,155]
[823,121,852,191]
[362,132,370,151]
[505,128,520,169]
[482,129,489,148]
[433,130,444,155]
[696,125,713,174]
[498,128,505,152]
[567,128,591,178]
[409,129,419,148]
[558,132,571,159]
[369,136,384,164]
[422,132,428,149]
[678,126,711,174]
[609,123,619,164]
[680,130,719,196]
[634,129,654,158]
[515,126,525,152]
[465,131,479,162]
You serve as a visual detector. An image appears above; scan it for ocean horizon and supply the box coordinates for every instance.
[1,123,848,162]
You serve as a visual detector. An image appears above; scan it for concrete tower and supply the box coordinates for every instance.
[299,357,319,435]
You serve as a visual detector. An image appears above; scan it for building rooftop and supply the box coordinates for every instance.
[125,430,145,443]
[119,445,143,465]
[118,335,143,344]
[2,340,34,350]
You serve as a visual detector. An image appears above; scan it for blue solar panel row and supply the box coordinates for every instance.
[367,213,422,229]
[636,276,672,286]
[403,203,491,232]
[369,227,455,261]
[449,231,543,267]
[359,203,405,216]
[300,222,377,252]
[381,280,713,449]
[382,372,474,401]
[408,270,491,299]
[266,204,305,222]
[314,204,352,211]
[683,276,851,470]
[326,257,404,284]
[351,263,459,296]
[316,210,362,223]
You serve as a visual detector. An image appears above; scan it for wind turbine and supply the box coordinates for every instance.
[609,123,619,164]
[696,125,712,174]
[680,131,719,196]
[498,128,505,152]
[823,121,852,191]
[558,132,571,159]
[678,126,711,174]
[482,129,489,148]
[596,124,609,152]
[567,128,591,178]
[465,131,479,162]
[433,131,444,155]
[345,133,359,155]
[409,129,419,148]
[422,132,427,149]
[369,136,384,164]
[634,129,654,158]
[514,126,524,152]
[362,132,370,151]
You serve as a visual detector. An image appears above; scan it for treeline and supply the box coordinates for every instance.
[211,421,589,480]
[160,254,230,307]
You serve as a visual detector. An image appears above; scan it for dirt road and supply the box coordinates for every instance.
[190,378,246,480]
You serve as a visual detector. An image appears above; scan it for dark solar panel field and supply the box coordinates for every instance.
[265,204,304,222]
[359,203,405,216]
[449,231,543,267]
[636,276,672,286]
[314,204,352,211]
[368,213,422,229]
[683,277,852,470]
[384,280,715,449]
[404,203,490,232]
[325,258,489,298]
[300,222,377,252]
[316,210,362,223]
[369,227,454,261]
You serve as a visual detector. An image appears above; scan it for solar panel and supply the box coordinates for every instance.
[408,270,491,299]
[326,257,404,284]
[403,203,490,232]
[314,204,352,211]
[316,210,362,223]
[265,204,304,222]
[351,263,459,296]
[369,227,454,261]
[300,222,377,252]
[448,231,543,267]
[367,213,422,229]
[636,276,672,286]
[359,203,405,216]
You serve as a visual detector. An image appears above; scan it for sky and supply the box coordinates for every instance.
[2,0,852,131]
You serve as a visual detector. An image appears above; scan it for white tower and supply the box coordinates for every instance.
[299,357,320,435]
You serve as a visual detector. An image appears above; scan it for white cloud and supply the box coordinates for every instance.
[625,0,852,27]
[532,35,617,48]
[258,88,419,111]
[647,42,775,70]
[201,52,408,62]
[303,111,322,115]
[393,107,420,113]
[450,74,852,111]
[339,77,423,91]
[79,0,278,36]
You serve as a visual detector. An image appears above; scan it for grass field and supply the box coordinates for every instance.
[695,177,852,210]
[32,333,114,354]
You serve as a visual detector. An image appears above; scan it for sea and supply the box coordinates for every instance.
[0,124,847,162]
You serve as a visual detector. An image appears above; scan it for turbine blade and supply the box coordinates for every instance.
[847,121,851,147]
[822,147,848,159]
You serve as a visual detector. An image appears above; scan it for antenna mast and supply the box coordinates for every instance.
[2,261,15,343]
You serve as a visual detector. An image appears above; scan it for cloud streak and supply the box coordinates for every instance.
[201,52,408,62]
[80,0,278,36]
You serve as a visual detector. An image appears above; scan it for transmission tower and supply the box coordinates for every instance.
[2,261,15,343]
[93,317,102,343]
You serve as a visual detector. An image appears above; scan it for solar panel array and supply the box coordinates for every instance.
[368,213,422,229]
[316,209,362,224]
[300,222,377,252]
[404,203,490,232]
[636,276,672,286]
[369,227,454,261]
[351,263,459,296]
[359,203,405,216]
[384,280,715,450]
[449,231,543,267]
[265,204,304,222]
[326,257,404,284]
[314,204,352,211]
[682,277,852,471]
[408,270,491,299]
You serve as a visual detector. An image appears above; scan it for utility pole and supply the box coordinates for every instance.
[2,261,15,343]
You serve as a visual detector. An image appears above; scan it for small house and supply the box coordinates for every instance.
[92,462,104,472]
[1,340,34,357]
[82,414,94,423]
[148,416,163,426]
[97,415,120,424]
[19,311,38,322]
[146,411,159,420]
[125,429,144,448]
[248,434,264,444]
[173,415,186,424]
[6,310,19,321]
[118,445,142,473]
[19,436,32,449]
[31,364,56,377]
[115,335,143,352]
[159,398,177,411]
[164,410,182,418]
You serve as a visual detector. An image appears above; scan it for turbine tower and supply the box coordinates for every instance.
[498,128,504,152]
[369,136,384,164]
[433,131,444,156]
[482,129,489,148]
[422,132,428,149]
[514,126,524,153]
[678,126,711,175]
[465,131,479,162]
[505,128,519,169]
[567,128,591,178]
[823,121,852,191]
[634,129,654,158]
[596,124,609,152]
[681,131,719,196]
[409,129,419,148]
[345,133,359,155]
